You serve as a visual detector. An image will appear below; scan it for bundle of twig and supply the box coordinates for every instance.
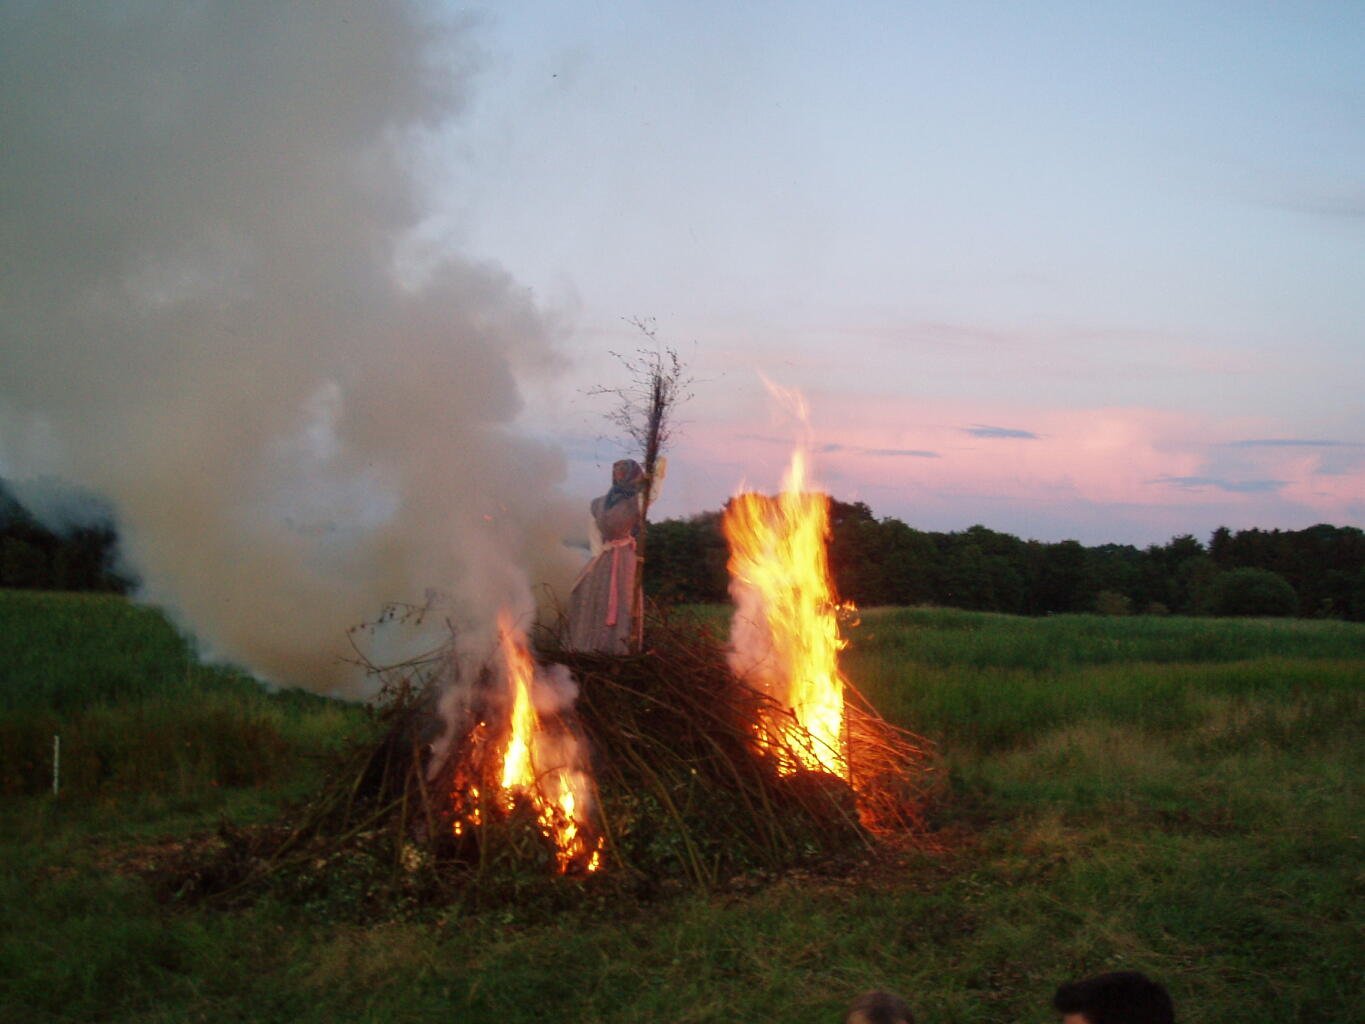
[167,613,934,909]
[546,616,934,886]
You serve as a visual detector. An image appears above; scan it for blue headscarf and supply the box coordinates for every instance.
[603,459,644,510]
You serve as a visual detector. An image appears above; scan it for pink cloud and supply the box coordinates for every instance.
[656,395,1363,536]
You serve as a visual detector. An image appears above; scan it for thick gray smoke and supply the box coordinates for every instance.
[0,3,580,695]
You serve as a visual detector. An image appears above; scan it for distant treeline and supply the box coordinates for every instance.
[6,475,1362,619]
[0,480,129,593]
[647,499,1365,620]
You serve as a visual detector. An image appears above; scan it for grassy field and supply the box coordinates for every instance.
[2,592,1361,1023]
[0,590,361,798]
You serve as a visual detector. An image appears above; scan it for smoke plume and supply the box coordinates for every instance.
[0,3,580,695]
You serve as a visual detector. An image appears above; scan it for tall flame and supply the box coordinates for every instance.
[466,612,602,873]
[497,624,539,801]
[724,447,850,778]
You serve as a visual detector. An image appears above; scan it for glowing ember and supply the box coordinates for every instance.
[463,612,603,873]
[724,446,851,778]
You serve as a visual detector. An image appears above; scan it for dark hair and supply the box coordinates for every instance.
[1052,971,1174,1024]
[846,989,914,1024]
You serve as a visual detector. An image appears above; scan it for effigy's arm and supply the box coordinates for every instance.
[587,514,604,558]
[647,457,667,505]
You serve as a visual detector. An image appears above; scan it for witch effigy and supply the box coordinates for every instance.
[567,458,661,653]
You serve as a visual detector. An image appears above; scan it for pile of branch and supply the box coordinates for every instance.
[551,617,934,886]
[161,615,935,912]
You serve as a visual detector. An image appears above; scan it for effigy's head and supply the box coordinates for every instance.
[612,459,645,489]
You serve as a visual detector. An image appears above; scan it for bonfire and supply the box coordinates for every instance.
[168,432,933,911]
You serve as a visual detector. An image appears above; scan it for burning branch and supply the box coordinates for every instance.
[162,381,940,911]
[725,448,851,779]
[162,614,935,909]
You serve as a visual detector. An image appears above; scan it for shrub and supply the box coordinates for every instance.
[1204,567,1300,618]
[1093,590,1132,616]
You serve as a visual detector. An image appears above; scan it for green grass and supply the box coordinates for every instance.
[2,594,1361,1022]
[852,605,1365,670]
[0,590,362,796]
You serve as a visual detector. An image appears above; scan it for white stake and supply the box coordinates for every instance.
[52,735,60,797]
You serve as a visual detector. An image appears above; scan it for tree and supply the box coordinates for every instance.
[828,500,884,605]
[644,513,727,604]
[1,537,48,589]
[641,492,1365,621]
[1034,539,1088,612]
[1351,569,1365,621]
[1209,526,1234,566]
[0,477,129,594]
[1203,567,1299,618]
[878,519,940,607]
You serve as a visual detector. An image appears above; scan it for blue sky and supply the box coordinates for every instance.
[425,1,1363,544]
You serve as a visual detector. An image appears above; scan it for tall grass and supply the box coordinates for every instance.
[851,605,1365,671]
[2,596,1361,1022]
[0,590,361,796]
[841,607,1364,751]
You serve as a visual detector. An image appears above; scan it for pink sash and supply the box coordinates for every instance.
[602,537,635,626]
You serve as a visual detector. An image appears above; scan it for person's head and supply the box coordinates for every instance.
[1052,971,1174,1024]
[610,459,644,489]
[845,989,914,1024]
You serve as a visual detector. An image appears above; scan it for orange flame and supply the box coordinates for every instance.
[497,625,539,802]
[487,612,603,873]
[724,447,850,778]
